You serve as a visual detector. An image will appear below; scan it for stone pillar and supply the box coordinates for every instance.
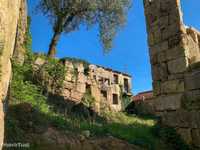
[144,0,187,112]
[143,0,200,147]
[0,0,27,149]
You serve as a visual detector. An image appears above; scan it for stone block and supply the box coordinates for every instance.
[185,70,200,90]
[77,73,87,83]
[191,129,200,147]
[157,51,167,63]
[75,83,86,93]
[154,94,182,111]
[162,110,200,128]
[70,90,83,102]
[161,24,182,41]
[166,46,185,61]
[152,63,168,81]
[63,81,74,90]
[61,89,71,99]
[176,128,192,145]
[168,57,187,74]
[168,34,182,49]
[182,90,200,110]
[168,73,184,80]
[161,80,184,94]
[150,40,168,55]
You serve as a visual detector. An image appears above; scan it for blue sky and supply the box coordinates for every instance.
[28,0,200,95]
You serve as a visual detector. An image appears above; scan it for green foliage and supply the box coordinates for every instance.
[61,57,90,75]
[5,115,25,143]
[121,93,131,111]
[10,63,49,114]
[38,0,131,53]
[43,58,66,88]
[82,89,96,108]
[119,85,131,111]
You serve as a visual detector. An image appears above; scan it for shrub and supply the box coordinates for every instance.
[82,90,96,108]
[43,58,66,88]
[121,93,132,111]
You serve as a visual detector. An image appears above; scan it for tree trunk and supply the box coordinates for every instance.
[47,15,74,58]
[47,30,61,58]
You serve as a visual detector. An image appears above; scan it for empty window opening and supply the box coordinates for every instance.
[113,74,119,84]
[124,78,129,92]
[112,94,118,105]
[101,90,107,99]
[86,84,91,94]
[104,78,110,85]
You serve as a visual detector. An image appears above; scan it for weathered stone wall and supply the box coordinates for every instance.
[143,0,200,147]
[60,59,132,112]
[0,0,27,148]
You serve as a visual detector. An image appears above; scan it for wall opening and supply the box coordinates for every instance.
[124,78,129,93]
[112,94,119,105]
[113,74,119,84]
[101,90,107,99]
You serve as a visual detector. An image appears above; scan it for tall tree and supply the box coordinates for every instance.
[38,0,131,57]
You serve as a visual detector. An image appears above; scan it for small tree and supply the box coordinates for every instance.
[38,0,131,57]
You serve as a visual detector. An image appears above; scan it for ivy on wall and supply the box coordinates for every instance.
[119,85,131,111]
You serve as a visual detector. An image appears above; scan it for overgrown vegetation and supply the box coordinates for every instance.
[82,89,96,108]
[121,93,132,111]
[61,57,90,76]
[42,58,66,88]
[119,84,131,111]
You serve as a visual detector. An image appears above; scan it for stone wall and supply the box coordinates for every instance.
[143,0,200,147]
[0,0,27,148]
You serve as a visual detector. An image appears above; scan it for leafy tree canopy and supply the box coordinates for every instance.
[38,0,131,57]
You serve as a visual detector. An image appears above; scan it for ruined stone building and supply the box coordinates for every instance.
[61,59,132,112]
[34,58,132,112]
